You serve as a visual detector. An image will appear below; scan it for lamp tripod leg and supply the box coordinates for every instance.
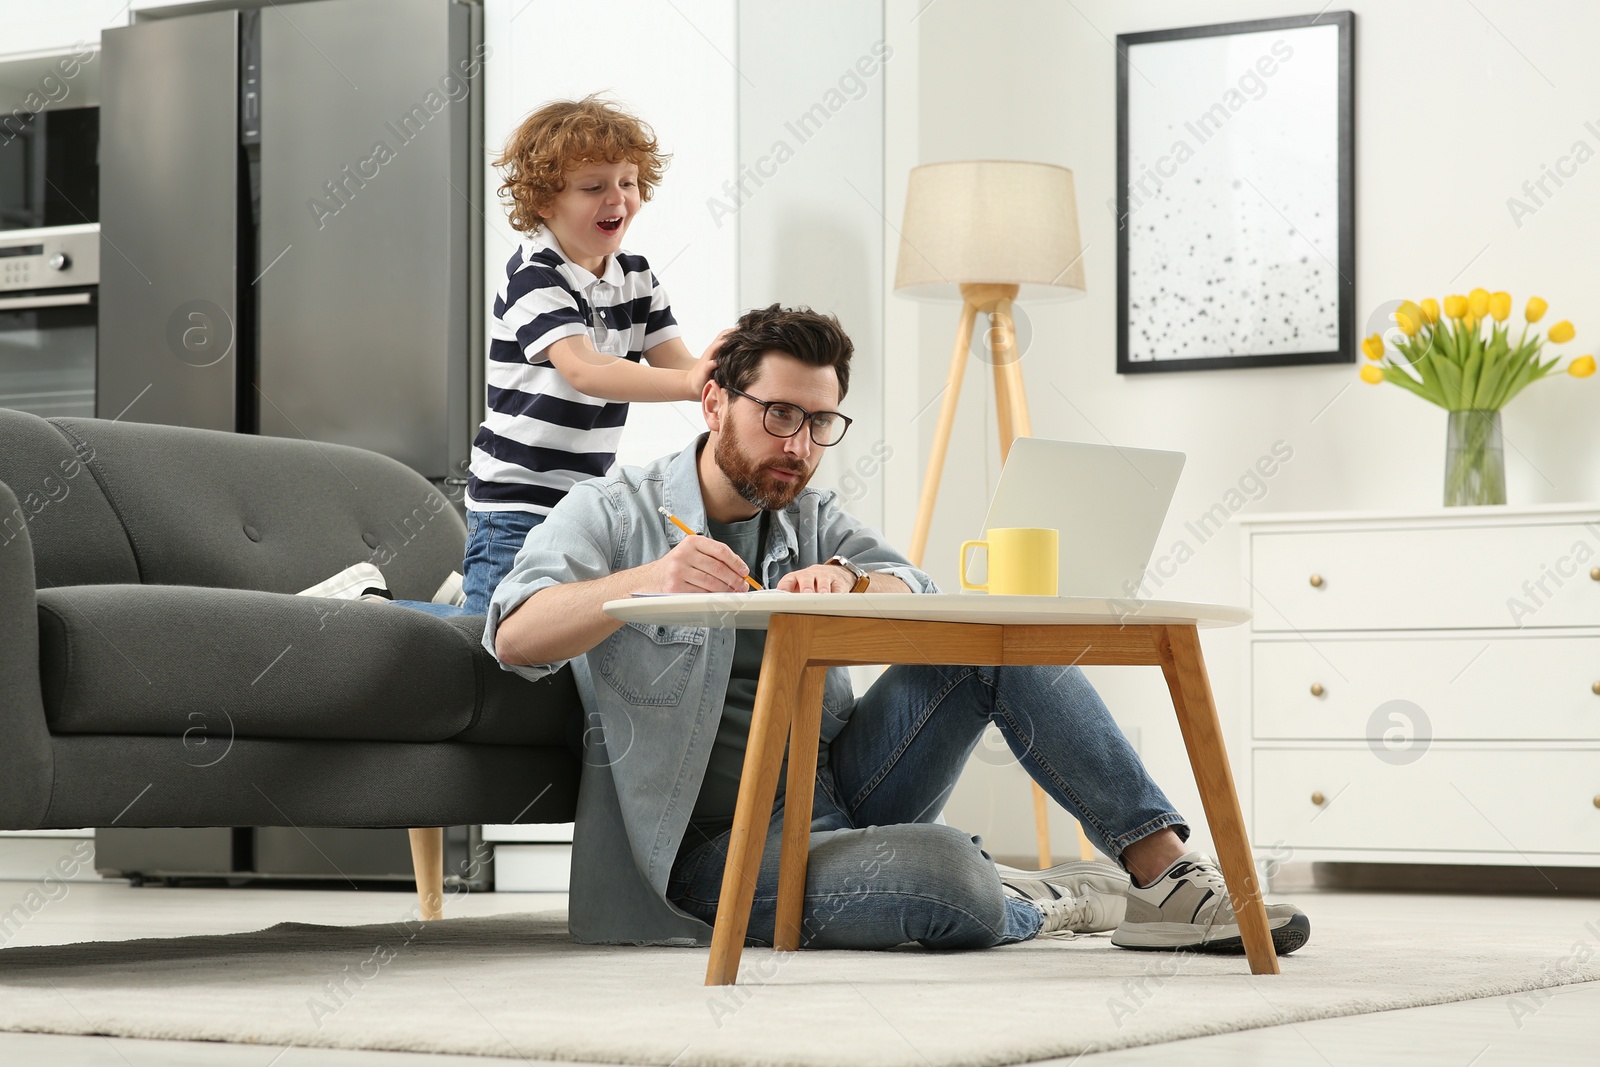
[987,294,1032,449]
[908,298,978,568]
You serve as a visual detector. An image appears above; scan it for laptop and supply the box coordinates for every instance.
[974,437,1185,598]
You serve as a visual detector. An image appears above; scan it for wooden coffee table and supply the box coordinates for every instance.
[603,592,1272,984]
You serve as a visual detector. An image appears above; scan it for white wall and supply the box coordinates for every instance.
[0,1,126,61]
[482,0,739,469]
[736,1,888,528]
[0,0,277,66]
[905,0,1600,860]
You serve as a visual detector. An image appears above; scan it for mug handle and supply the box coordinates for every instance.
[959,540,987,592]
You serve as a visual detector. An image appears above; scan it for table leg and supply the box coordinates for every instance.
[773,666,827,951]
[1155,624,1280,976]
[705,614,812,986]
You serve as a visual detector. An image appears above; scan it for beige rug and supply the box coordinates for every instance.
[0,909,1595,1066]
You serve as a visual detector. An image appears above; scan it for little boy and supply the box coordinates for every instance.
[459,95,721,614]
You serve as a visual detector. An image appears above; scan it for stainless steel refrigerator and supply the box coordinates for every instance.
[94,0,486,885]
[98,0,484,485]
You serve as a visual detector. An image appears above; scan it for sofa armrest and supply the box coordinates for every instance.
[0,480,57,829]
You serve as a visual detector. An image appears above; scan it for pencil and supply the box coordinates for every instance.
[658,506,762,590]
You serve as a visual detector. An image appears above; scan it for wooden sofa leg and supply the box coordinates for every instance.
[408,827,444,920]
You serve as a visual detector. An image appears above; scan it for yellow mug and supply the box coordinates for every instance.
[959,527,1059,595]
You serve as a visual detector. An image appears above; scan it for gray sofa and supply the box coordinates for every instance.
[0,408,581,911]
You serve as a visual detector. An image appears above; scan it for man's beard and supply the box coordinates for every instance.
[714,417,813,510]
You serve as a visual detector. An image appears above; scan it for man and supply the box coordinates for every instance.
[487,305,1309,954]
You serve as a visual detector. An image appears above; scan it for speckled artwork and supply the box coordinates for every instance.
[1122,22,1343,366]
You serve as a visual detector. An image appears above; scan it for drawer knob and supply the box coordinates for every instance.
[1594,795,1600,810]
[1309,573,1325,588]
[1310,683,1325,697]
[1592,567,1600,581]
[1593,681,1600,696]
[1311,791,1326,806]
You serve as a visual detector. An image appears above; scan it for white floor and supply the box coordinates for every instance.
[0,880,1595,1066]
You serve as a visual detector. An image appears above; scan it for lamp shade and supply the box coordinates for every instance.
[894,160,1086,303]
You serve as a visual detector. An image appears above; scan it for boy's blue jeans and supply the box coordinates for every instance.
[667,663,1188,949]
[395,510,544,617]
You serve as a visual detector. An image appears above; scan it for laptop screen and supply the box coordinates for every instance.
[976,437,1185,599]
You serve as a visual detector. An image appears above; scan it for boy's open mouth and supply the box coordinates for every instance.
[597,216,623,233]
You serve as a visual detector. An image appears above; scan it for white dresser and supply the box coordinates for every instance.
[1237,504,1600,870]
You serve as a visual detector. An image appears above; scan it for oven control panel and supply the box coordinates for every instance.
[0,224,100,293]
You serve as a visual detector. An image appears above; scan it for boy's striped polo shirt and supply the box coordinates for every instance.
[468,230,680,514]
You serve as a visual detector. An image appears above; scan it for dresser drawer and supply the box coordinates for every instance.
[1249,522,1600,631]
[1253,635,1600,741]
[1252,748,1600,854]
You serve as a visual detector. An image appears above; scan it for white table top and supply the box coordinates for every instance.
[603,591,1251,630]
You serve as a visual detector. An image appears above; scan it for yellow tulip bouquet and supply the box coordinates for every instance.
[1358,290,1592,505]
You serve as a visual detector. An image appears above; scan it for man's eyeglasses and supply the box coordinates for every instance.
[723,385,853,447]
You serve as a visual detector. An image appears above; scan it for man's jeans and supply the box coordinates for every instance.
[396,510,544,618]
[667,663,1188,950]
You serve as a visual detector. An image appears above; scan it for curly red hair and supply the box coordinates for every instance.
[494,95,669,234]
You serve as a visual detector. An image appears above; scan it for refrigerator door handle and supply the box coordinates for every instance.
[0,292,94,311]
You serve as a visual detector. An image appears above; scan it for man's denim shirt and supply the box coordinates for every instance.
[484,435,938,945]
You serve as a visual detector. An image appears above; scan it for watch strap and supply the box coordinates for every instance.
[825,555,871,593]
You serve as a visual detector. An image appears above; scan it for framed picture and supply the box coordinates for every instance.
[1116,12,1354,374]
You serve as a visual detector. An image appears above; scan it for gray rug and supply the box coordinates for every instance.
[0,910,1594,1066]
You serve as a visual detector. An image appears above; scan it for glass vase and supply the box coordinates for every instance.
[1443,410,1506,506]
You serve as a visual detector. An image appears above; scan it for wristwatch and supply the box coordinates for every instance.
[825,555,871,593]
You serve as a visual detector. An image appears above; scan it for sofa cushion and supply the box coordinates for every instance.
[36,586,579,745]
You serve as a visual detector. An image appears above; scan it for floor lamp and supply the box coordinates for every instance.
[894,160,1091,869]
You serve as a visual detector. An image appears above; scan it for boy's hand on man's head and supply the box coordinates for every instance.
[683,328,732,399]
[645,534,751,593]
[700,328,733,363]
[685,353,718,400]
[684,329,731,399]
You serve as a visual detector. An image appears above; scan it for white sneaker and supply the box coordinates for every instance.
[431,571,467,608]
[1111,851,1310,955]
[997,859,1131,937]
[296,562,389,601]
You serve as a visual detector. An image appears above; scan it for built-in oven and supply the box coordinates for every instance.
[0,224,99,418]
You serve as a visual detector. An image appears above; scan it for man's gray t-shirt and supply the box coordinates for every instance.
[687,511,781,837]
